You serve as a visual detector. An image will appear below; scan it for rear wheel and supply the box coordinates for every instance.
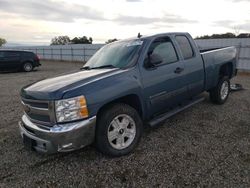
[209,77,230,104]
[23,62,33,72]
[95,103,143,157]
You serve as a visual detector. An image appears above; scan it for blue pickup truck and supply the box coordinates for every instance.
[19,32,237,156]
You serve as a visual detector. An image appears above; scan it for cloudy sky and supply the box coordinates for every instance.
[0,0,250,45]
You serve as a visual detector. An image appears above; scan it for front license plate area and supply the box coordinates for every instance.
[23,134,37,150]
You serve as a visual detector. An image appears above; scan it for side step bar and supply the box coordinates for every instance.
[149,96,205,127]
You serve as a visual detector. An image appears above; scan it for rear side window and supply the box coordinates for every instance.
[5,51,20,57]
[23,52,33,58]
[147,37,178,65]
[0,52,4,58]
[176,36,194,59]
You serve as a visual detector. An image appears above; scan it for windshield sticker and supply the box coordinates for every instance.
[126,40,143,47]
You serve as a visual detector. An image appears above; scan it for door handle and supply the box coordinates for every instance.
[174,67,184,74]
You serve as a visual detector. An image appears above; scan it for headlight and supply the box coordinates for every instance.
[55,96,89,123]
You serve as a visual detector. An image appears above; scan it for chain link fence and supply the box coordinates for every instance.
[3,44,104,62]
[3,39,250,70]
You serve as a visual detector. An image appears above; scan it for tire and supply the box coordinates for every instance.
[209,77,230,104]
[23,62,33,72]
[95,103,143,157]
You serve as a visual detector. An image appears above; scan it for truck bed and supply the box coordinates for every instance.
[200,46,237,91]
[200,47,226,53]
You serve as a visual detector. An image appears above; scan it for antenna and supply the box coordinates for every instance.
[137,32,142,38]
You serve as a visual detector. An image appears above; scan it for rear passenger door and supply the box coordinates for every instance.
[3,51,21,69]
[0,51,5,69]
[175,35,204,97]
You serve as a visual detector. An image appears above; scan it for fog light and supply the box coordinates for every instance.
[61,143,73,149]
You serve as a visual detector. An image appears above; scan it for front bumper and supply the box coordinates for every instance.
[19,114,96,154]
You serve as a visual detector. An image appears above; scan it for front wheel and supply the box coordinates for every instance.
[95,103,143,157]
[209,77,230,104]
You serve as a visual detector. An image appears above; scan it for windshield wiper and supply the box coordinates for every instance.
[80,66,91,70]
[91,65,117,69]
[81,64,117,70]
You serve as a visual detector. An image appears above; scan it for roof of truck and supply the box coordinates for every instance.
[142,32,189,38]
[124,32,190,41]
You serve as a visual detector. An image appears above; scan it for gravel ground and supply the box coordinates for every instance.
[0,61,249,187]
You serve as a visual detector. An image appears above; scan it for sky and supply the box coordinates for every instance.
[0,0,250,45]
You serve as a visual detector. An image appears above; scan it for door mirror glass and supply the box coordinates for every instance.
[149,53,163,66]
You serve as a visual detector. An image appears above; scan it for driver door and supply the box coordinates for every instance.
[140,36,188,116]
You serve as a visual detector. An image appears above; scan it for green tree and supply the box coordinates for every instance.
[196,32,250,39]
[89,37,93,44]
[0,37,7,46]
[71,36,93,44]
[237,33,250,38]
[50,36,70,45]
[195,33,238,39]
[105,38,118,44]
[212,33,236,39]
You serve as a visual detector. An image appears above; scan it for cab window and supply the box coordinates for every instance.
[175,35,194,59]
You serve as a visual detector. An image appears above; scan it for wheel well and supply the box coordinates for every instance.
[22,60,33,65]
[219,62,233,78]
[97,94,143,118]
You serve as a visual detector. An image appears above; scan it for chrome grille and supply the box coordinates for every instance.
[21,98,55,127]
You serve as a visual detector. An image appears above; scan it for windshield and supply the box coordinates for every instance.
[83,40,144,69]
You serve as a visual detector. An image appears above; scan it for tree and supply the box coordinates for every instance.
[105,38,118,44]
[195,32,250,39]
[71,36,93,44]
[50,36,70,45]
[237,33,250,38]
[233,26,240,36]
[196,33,236,39]
[0,37,6,46]
[89,37,93,44]
[211,33,236,39]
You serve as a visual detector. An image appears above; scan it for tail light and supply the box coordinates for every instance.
[35,54,40,61]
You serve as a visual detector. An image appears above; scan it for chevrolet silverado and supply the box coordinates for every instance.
[19,32,237,156]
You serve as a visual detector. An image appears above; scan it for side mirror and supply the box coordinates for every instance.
[149,54,163,66]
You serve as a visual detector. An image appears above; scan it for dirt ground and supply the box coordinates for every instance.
[0,61,249,187]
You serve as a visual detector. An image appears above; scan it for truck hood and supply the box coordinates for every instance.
[21,68,122,100]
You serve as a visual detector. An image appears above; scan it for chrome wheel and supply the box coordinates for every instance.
[220,81,229,100]
[107,114,136,150]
